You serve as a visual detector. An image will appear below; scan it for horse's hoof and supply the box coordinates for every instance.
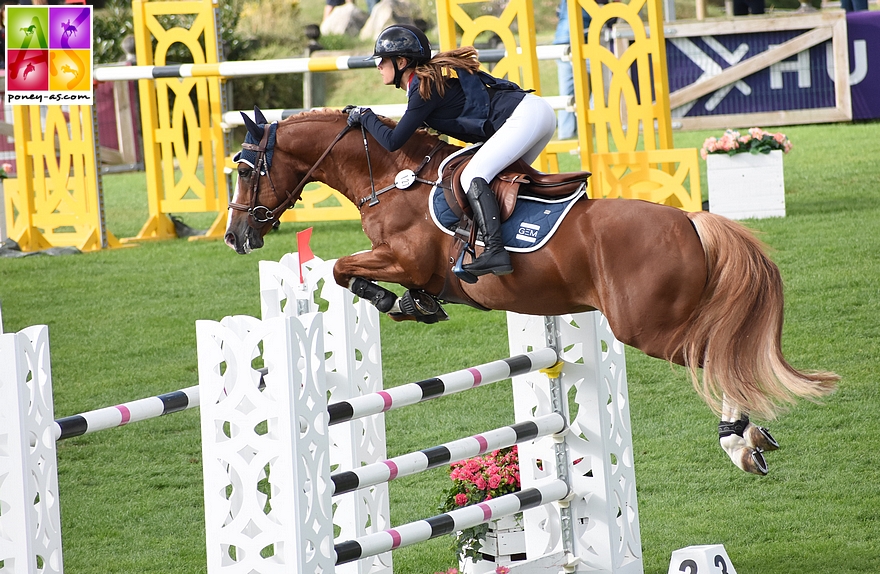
[740,448,769,476]
[720,434,768,475]
[745,425,780,451]
[398,290,449,324]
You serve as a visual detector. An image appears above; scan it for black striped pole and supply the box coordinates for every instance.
[53,386,200,441]
[330,413,566,496]
[327,347,558,426]
[53,369,268,441]
[334,479,569,565]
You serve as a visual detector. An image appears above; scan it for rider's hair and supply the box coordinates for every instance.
[410,46,482,101]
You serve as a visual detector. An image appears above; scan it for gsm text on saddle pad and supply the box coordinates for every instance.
[7,93,91,103]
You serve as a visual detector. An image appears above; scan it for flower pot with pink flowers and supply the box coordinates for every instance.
[440,446,525,574]
[701,128,792,220]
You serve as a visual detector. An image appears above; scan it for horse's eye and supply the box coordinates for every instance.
[238,165,253,178]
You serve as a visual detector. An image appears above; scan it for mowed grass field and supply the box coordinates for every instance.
[1,120,879,573]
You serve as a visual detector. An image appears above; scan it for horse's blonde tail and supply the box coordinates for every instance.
[677,211,838,420]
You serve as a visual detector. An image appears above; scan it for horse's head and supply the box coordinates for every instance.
[225,107,316,254]
[225,106,449,254]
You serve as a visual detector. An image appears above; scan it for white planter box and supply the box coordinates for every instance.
[707,150,785,220]
[459,514,526,574]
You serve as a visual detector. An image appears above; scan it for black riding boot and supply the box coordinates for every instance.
[463,178,513,277]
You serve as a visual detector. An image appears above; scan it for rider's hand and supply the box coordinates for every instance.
[344,105,368,127]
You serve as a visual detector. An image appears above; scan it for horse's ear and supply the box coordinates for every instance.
[241,111,263,141]
[253,105,268,126]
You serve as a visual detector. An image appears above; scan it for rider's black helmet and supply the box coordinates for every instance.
[370,24,432,64]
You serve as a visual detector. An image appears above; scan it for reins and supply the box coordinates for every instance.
[231,119,446,227]
[230,123,354,227]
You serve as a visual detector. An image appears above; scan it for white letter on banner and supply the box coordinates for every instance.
[770,46,812,89]
[825,40,868,86]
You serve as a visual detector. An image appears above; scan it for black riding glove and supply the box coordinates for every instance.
[344,105,368,127]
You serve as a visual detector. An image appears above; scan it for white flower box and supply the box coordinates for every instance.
[459,514,526,574]
[707,150,786,220]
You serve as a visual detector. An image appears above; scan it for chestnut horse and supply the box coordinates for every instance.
[225,109,837,474]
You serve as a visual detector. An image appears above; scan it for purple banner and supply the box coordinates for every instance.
[847,11,880,120]
[666,12,880,121]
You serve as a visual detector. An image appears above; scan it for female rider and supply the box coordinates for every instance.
[345,24,557,278]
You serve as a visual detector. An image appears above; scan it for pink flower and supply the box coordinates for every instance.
[717,132,739,152]
[446,446,520,514]
[701,127,792,158]
[496,567,511,574]
[1,163,11,172]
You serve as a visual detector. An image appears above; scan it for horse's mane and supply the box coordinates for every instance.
[278,108,445,147]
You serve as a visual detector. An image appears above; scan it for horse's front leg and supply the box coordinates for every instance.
[718,396,779,475]
[333,246,448,324]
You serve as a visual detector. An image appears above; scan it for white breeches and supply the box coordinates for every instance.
[460,93,557,192]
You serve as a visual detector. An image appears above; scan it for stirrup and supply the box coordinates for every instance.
[462,247,513,277]
[453,243,478,284]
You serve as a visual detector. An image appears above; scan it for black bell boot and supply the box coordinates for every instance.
[462,178,513,277]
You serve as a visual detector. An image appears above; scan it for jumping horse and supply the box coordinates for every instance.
[225,108,838,475]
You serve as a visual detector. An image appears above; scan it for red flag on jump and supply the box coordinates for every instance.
[296,227,314,284]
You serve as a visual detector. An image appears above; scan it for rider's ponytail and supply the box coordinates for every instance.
[412,46,482,101]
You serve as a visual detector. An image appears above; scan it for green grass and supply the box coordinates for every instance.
[2,120,879,574]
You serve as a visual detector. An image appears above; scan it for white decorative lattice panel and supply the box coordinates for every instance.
[197,313,334,574]
[508,312,642,574]
[0,325,63,574]
[259,254,390,574]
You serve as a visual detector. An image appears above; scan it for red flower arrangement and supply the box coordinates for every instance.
[439,446,521,562]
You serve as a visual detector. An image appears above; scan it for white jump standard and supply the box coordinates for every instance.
[199,256,642,573]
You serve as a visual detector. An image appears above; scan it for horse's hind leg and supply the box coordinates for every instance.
[718,397,778,475]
